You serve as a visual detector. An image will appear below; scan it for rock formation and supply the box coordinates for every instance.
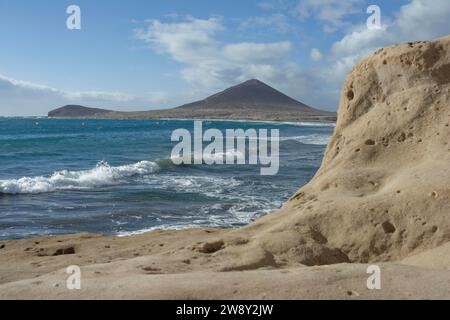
[219,35,450,268]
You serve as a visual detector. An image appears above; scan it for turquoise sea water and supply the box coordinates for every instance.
[0,118,334,240]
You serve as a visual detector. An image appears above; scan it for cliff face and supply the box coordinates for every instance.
[238,35,450,265]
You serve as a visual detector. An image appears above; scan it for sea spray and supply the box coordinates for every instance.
[171,121,280,175]
[0,118,332,240]
[0,160,159,194]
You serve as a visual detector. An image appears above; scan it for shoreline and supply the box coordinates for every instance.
[1,116,337,128]
[37,116,337,125]
[0,118,329,240]
[1,35,450,299]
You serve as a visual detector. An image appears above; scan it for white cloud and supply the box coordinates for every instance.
[396,0,450,39]
[294,0,364,32]
[310,48,323,61]
[239,14,292,34]
[0,74,172,116]
[135,17,304,94]
[135,16,223,64]
[328,0,450,84]
[134,16,340,110]
[73,0,450,114]
[331,25,388,60]
[231,0,450,110]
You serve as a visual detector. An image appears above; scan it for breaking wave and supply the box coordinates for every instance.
[280,134,330,145]
[0,160,159,195]
[254,134,331,145]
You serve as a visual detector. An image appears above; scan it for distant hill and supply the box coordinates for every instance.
[48,80,336,122]
[174,79,318,112]
[48,105,112,118]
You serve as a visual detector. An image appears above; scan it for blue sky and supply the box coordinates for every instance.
[0,0,449,116]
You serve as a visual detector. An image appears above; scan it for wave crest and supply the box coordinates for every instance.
[0,160,159,194]
[280,134,330,145]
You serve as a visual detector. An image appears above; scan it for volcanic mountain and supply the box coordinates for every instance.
[48,79,336,122]
[48,105,112,118]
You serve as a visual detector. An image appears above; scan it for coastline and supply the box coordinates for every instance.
[1,115,337,126]
[43,116,337,125]
[1,35,450,300]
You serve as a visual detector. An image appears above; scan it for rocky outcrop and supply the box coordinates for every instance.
[229,35,450,266]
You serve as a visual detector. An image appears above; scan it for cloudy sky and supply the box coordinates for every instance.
[0,0,449,116]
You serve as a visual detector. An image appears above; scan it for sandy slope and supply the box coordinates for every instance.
[1,35,449,299]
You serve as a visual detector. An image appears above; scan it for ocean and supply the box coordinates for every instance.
[0,118,334,240]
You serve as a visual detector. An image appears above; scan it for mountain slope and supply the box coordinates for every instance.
[48,105,112,118]
[47,80,336,122]
[175,79,318,112]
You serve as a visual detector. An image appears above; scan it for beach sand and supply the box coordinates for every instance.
[1,34,449,300]
[0,231,449,299]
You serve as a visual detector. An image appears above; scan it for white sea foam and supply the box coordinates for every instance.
[280,134,331,145]
[0,160,159,194]
[275,121,336,127]
[170,150,245,164]
[116,224,202,237]
[250,134,330,145]
[116,194,283,237]
[139,174,243,198]
[157,118,335,127]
